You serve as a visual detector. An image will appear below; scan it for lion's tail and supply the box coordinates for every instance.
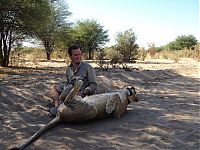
[10,116,60,150]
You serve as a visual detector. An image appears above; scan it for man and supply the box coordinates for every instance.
[45,45,97,116]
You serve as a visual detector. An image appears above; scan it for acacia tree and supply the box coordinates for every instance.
[73,19,109,59]
[34,0,72,60]
[167,35,198,50]
[0,0,51,67]
[115,28,139,62]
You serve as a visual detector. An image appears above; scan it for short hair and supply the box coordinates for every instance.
[68,45,80,56]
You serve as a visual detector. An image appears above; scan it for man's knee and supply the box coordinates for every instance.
[51,85,63,95]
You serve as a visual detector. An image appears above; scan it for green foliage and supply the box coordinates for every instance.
[0,0,52,66]
[0,0,51,33]
[95,48,107,68]
[167,35,198,51]
[106,47,122,67]
[115,28,139,62]
[73,19,109,59]
[34,0,72,60]
[110,52,122,65]
[155,46,165,52]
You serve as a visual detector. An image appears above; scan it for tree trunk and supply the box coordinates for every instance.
[7,30,12,66]
[46,51,51,60]
[44,40,54,61]
[0,30,12,67]
[0,32,3,66]
[88,49,92,59]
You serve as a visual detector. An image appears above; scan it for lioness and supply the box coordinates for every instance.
[59,79,138,122]
[10,78,138,150]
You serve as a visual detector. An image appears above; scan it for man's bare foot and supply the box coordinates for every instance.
[43,92,52,100]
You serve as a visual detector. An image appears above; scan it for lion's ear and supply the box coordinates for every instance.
[126,86,136,96]
[128,94,138,103]
[131,87,136,94]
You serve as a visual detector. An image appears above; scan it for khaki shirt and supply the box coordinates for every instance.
[65,61,97,94]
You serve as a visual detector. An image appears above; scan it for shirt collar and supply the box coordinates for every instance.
[70,61,82,73]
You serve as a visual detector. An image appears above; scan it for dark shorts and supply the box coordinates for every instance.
[56,85,65,95]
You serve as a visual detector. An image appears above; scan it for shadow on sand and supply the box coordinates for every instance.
[0,64,199,149]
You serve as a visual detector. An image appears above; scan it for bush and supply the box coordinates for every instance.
[95,49,107,68]
[157,45,199,62]
[137,48,147,61]
[106,48,122,67]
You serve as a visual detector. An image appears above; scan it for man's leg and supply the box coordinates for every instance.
[51,85,62,107]
[44,85,64,116]
[44,85,63,107]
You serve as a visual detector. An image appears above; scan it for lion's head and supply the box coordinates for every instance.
[126,87,139,103]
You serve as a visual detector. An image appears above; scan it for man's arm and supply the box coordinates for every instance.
[83,64,97,96]
[65,66,74,86]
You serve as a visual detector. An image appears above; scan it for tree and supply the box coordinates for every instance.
[33,0,72,60]
[167,35,198,50]
[115,28,139,62]
[0,0,51,66]
[73,19,109,59]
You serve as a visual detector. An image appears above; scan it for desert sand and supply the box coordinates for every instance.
[0,58,199,150]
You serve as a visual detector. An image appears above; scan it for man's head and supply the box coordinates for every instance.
[68,45,82,64]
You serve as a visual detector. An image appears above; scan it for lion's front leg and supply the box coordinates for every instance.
[63,79,83,105]
[105,94,121,114]
[105,94,126,118]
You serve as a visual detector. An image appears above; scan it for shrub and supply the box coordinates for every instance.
[137,48,147,61]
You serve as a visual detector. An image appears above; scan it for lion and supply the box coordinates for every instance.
[10,77,138,150]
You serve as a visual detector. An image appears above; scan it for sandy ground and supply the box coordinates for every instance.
[0,58,199,150]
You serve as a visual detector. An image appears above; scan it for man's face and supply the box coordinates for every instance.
[70,48,82,64]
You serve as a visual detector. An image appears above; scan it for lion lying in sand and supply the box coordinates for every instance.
[59,77,139,122]
[10,77,139,150]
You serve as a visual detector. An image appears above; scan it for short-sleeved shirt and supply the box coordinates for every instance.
[65,61,97,94]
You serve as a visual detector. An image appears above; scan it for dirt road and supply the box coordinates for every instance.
[0,58,199,150]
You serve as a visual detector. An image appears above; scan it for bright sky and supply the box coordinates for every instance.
[66,0,199,48]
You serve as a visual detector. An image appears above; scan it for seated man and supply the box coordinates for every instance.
[45,45,97,116]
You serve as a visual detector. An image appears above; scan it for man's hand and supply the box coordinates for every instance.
[69,76,83,85]
[77,89,90,98]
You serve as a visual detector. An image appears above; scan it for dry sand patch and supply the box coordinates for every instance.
[0,58,199,150]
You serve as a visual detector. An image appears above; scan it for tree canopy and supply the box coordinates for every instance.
[167,35,198,50]
[1,0,198,66]
[33,0,72,60]
[115,28,139,62]
[0,0,52,66]
[73,19,109,59]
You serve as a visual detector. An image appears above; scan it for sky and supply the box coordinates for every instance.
[66,0,199,48]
